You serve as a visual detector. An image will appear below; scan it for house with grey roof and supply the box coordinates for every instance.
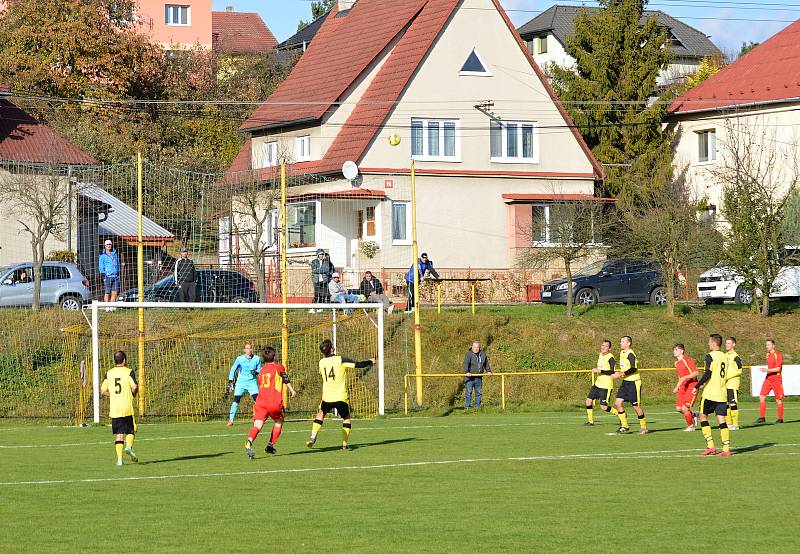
[274,11,330,54]
[517,5,722,87]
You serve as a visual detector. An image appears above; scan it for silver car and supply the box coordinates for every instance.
[0,262,92,310]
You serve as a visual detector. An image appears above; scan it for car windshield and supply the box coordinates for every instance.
[153,275,175,287]
[573,260,606,277]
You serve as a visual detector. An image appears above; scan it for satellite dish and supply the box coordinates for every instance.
[342,160,359,181]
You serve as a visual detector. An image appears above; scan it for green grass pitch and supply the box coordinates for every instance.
[1,405,798,553]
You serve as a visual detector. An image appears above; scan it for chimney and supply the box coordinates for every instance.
[338,1,356,12]
[226,6,234,12]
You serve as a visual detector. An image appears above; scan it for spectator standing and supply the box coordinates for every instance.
[359,271,393,313]
[310,249,333,311]
[405,252,440,312]
[99,239,121,310]
[328,272,360,310]
[174,247,197,303]
[463,340,492,408]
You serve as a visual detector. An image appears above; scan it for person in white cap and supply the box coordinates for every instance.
[99,239,121,310]
[328,272,360,309]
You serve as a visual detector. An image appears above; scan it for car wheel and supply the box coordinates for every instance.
[60,296,82,311]
[649,287,668,306]
[231,296,247,304]
[575,288,598,305]
[734,286,753,305]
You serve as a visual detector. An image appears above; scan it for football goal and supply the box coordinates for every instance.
[89,301,385,423]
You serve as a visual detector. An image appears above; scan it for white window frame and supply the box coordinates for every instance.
[696,129,716,164]
[491,120,540,164]
[295,135,311,162]
[530,204,601,247]
[458,48,492,77]
[411,118,461,162]
[359,205,380,242]
[165,4,191,26]
[253,141,278,169]
[536,35,548,55]
[391,201,412,246]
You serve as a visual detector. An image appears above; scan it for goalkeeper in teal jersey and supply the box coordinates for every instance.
[226,343,261,427]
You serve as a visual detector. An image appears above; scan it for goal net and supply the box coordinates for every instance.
[88,302,385,424]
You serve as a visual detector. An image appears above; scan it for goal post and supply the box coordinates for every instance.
[90,301,385,424]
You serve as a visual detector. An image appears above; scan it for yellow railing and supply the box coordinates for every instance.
[401,366,751,414]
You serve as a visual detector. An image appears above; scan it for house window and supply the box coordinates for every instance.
[296,135,311,161]
[253,141,278,169]
[697,130,716,163]
[459,49,491,76]
[531,204,597,245]
[287,202,316,248]
[392,202,411,244]
[165,5,190,26]
[491,121,538,163]
[357,206,377,240]
[536,36,547,54]
[411,118,460,161]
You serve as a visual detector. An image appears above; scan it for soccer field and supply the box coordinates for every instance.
[1,406,798,553]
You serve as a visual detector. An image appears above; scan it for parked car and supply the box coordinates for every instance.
[541,258,667,306]
[119,269,258,303]
[697,262,800,304]
[0,262,92,310]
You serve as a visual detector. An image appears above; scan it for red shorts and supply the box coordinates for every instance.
[253,404,285,422]
[676,385,697,408]
[760,375,784,399]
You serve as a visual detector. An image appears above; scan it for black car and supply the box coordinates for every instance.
[541,259,667,305]
[119,269,259,303]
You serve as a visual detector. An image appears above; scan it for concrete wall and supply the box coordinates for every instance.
[135,0,212,49]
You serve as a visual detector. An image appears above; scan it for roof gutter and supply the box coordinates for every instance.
[239,116,319,134]
[668,96,800,118]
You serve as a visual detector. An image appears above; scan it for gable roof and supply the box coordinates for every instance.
[232,0,603,181]
[669,19,800,115]
[518,5,720,61]
[79,186,175,242]
[0,97,97,165]
[212,11,277,55]
[275,11,330,52]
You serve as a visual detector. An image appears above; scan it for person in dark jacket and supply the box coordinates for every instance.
[310,249,334,310]
[174,247,197,302]
[404,252,439,312]
[359,271,392,313]
[463,340,492,408]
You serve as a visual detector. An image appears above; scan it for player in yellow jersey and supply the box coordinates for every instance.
[306,339,375,450]
[584,340,617,426]
[612,336,648,435]
[694,334,732,457]
[100,351,139,466]
[724,337,743,430]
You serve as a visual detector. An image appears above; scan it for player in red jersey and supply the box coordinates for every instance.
[672,343,699,431]
[756,339,784,424]
[245,346,297,459]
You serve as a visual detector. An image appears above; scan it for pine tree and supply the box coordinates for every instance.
[298,0,335,31]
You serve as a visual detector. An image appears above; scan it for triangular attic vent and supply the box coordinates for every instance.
[459,49,490,76]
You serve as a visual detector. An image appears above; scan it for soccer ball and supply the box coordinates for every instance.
[389,133,401,146]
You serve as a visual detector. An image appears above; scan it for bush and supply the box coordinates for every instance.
[46,250,77,263]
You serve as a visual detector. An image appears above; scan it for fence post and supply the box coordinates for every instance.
[501,374,506,410]
[436,282,441,314]
[403,375,409,415]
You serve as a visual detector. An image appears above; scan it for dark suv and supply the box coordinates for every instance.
[541,258,667,305]
[119,269,258,303]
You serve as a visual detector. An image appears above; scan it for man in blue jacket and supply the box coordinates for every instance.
[99,239,121,309]
[405,252,439,312]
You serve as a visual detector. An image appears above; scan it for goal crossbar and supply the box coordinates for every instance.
[89,302,385,423]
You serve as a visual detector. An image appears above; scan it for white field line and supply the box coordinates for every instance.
[3,446,800,487]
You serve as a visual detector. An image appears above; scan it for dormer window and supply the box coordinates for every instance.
[459,49,491,76]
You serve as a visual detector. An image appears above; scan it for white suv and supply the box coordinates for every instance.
[697,263,800,304]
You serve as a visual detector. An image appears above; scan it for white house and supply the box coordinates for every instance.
[225,0,605,298]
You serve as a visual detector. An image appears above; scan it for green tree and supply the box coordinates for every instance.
[683,55,725,89]
[298,0,335,31]
[550,0,673,196]
[739,41,759,58]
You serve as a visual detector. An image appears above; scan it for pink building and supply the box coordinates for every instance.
[135,0,213,49]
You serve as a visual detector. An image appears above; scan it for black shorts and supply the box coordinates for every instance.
[701,398,728,416]
[587,385,611,405]
[727,389,738,404]
[320,400,351,419]
[616,381,642,406]
[111,415,135,435]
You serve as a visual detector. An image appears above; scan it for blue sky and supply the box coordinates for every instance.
[212,0,799,55]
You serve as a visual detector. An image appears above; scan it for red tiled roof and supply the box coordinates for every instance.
[0,99,97,165]
[0,84,9,94]
[669,19,800,114]
[212,11,277,55]
[240,0,429,132]
[288,189,386,201]
[230,0,603,182]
